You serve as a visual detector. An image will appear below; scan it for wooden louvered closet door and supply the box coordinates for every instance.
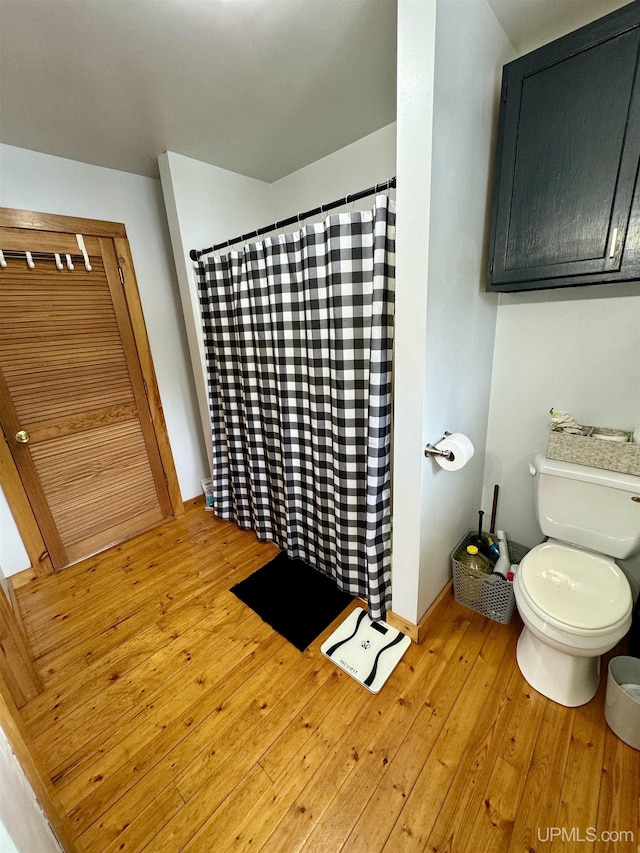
[0,226,173,569]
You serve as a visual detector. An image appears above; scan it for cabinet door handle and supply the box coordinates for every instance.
[609,227,618,258]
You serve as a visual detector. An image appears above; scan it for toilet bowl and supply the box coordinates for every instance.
[513,453,640,708]
[513,540,632,706]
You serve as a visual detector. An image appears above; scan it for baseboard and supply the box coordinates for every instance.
[386,580,454,644]
[385,610,419,643]
[8,500,202,597]
[8,568,36,591]
[186,494,207,511]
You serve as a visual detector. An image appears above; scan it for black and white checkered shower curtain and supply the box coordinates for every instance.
[195,194,395,619]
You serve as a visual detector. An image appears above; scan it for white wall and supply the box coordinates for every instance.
[158,152,274,469]
[0,143,206,575]
[419,0,516,616]
[393,0,514,623]
[0,726,62,852]
[270,124,396,219]
[483,282,640,597]
[0,490,29,580]
[392,0,437,623]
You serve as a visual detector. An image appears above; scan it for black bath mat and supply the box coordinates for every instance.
[230,553,354,651]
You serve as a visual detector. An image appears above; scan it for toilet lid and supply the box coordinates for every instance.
[519,542,631,630]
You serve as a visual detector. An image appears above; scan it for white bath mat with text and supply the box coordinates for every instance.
[321,607,411,693]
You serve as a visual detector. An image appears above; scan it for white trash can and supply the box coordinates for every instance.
[604,656,640,750]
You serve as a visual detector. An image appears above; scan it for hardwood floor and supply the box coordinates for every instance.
[14,498,640,852]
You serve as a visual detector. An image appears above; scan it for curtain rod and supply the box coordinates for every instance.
[189,176,396,261]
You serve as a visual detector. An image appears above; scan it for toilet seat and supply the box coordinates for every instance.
[518,541,632,635]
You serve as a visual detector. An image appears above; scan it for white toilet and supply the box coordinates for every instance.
[513,452,639,707]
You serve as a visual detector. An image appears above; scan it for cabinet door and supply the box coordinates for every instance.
[488,5,640,291]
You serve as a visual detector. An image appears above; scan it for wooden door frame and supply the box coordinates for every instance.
[0,667,80,852]
[0,208,184,579]
[0,589,71,845]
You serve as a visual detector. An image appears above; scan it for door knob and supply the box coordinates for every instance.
[15,430,30,444]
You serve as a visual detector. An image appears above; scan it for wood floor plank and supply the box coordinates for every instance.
[506,695,574,853]
[34,621,222,770]
[34,607,159,688]
[258,612,497,853]
[20,526,202,627]
[77,560,244,664]
[21,623,167,733]
[594,724,639,853]
[379,621,517,852]
[74,636,310,850]
[550,686,608,853]
[257,669,359,785]
[30,537,276,690]
[22,521,264,653]
[11,502,638,853]
[52,604,245,781]
[55,621,283,815]
[171,641,334,804]
[36,583,241,728]
[61,613,278,827]
[447,668,547,853]
[26,554,218,656]
[293,604,476,852]
[421,653,523,852]
[72,621,317,846]
[88,782,185,853]
[126,661,334,852]
[180,763,274,853]
[468,755,522,851]
[340,613,505,853]
[226,670,373,851]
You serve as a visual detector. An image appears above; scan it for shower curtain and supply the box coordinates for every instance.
[195,194,395,619]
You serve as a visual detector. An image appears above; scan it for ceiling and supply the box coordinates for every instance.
[487,0,630,54]
[0,0,632,183]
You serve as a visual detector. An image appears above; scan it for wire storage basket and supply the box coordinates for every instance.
[451,532,529,624]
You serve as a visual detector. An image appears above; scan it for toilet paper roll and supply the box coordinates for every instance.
[433,433,474,471]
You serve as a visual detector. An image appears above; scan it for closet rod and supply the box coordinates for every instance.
[189,176,396,261]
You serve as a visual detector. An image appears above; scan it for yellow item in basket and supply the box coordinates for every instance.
[458,545,490,574]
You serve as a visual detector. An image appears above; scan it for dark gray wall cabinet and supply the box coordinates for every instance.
[487,2,640,292]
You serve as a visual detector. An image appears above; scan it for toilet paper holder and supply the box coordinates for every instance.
[424,431,454,461]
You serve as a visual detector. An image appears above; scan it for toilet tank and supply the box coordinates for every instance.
[533,452,640,559]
